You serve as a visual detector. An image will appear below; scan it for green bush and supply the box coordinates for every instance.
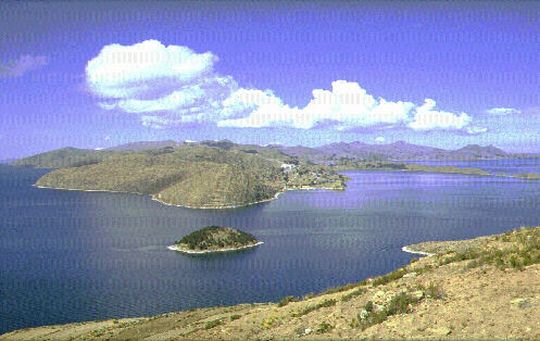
[277,295,298,307]
[316,321,334,334]
[204,319,223,330]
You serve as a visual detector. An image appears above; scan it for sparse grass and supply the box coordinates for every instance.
[434,227,540,271]
[230,314,241,321]
[322,278,370,295]
[292,299,336,317]
[372,268,408,286]
[341,288,366,302]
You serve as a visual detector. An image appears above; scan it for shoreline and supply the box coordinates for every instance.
[401,246,434,257]
[167,241,264,254]
[35,184,343,210]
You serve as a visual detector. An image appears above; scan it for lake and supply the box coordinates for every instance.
[2,161,540,334]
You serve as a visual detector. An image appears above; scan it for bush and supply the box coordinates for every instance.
[425,283,444,299]
[316,321,334,334]
[356,293,420,330]
[204,319,223,330]
[277,295,298,307]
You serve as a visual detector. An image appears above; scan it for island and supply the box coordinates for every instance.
[167,226,263,254]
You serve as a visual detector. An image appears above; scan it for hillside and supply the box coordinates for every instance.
[12,147,116,168]
[4,226,539,340]
[21,143,346,209]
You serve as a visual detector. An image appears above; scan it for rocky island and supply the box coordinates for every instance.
[168,226,263,254]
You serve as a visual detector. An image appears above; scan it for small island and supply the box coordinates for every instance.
[168,226,263,254]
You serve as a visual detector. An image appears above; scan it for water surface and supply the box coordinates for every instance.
[2,161,540,333]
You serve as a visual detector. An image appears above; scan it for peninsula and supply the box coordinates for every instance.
[168,226,262,254]
[14,141,347,209]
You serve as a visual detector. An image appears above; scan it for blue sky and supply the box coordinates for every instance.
[0,1,539,159]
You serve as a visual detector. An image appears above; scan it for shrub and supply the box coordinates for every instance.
[204,319,223,330]
[277,295,298,307]
[356,293,420,330]
[316,321,334,334]
[425,283,444,299]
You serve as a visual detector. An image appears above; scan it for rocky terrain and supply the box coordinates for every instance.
[4,226,539,340]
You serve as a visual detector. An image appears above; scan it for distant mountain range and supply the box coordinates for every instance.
[279,141,536,163]
[102,139,534,162]
[13,140,538,170]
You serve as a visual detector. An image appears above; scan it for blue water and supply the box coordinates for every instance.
[2,161,540,334]
[412,158,540,175]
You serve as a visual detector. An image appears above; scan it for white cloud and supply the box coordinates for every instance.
[486,107,521,115]
[86,40,236,125]
[408,99,471,131]
[466,126,488,135]
[219,81,416,130]
[86,40,483,135]
[375,136,386,143]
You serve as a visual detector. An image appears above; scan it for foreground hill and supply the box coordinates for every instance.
[3,226,539,340]
[16,143,346,209]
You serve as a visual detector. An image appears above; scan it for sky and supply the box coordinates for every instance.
[0,1,539,159]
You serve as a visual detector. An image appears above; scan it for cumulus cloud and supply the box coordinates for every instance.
[219,82,475,133]
[86,40,483,135]
[408,99,472,131]
[86,40,236,126]
[486,107,521,115]
[219,81,416,130]
[0,55,48,77]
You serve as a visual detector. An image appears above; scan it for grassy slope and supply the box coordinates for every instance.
[12,147,116,168]
[25,144,345,209]
[4,226,540,340]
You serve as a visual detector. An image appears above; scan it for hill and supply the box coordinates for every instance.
[4,226,539,340]
[19,143,346,209]
[12,147,116,168]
